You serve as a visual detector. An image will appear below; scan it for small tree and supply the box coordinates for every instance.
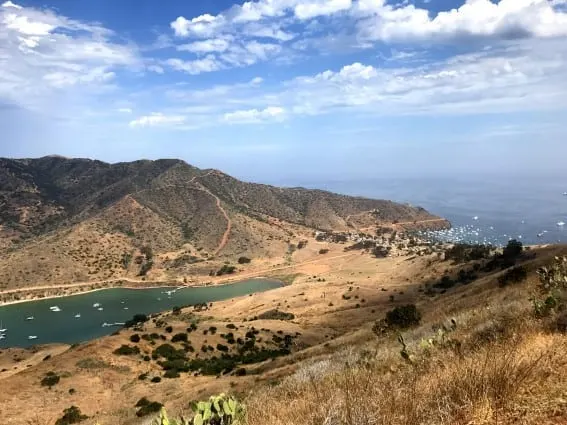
[503,239,523,260]
[41,372,60,388]
[55,406,88,425]
[238,256,251,264]
[385,304,422,329]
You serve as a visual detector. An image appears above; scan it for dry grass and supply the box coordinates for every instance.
[247,318,567,425]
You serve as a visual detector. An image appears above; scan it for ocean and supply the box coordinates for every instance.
[282,173,567,247]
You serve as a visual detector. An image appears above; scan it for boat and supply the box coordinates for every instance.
[123,307,129,310]
[102,322,111,327]
[97,307,104,311]
[74,313,81,318]
[25,316,34,321]
[563,192,567,196]
[50,306,61,312]
[0,321,7,333]
[558,222,566,227]
[28,336,38,340]
[0,335,5,340]
[473,216,479,220]
[93,303,101,308]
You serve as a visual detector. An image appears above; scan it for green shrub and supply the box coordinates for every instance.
[152,344,186,361]
[130,334,141,343]
[257,310,295,321]
[171,333,188,343]
[189,393,245,425]
[216,265,236,276]
[498,266,528,287]
[319,249,329,254]
[216,343,229,352]
[238,256,251,264]
[503,239,523,260]
[533,256,567,317]
[113,345,140,356]
[136,400,163,417]
[385,304,421,329]
[165,326,173,333]
[41,371,60,388]
[150,376,162,383]
[55,406,88,425]
[124,314,149,328]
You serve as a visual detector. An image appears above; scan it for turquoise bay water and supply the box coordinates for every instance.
[0,279,283,348]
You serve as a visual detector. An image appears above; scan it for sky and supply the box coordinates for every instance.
[1,0,567,183]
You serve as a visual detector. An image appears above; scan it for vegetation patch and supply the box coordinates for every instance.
[113,345,140,356]
[41,371,60,388]
[135,398,163,417]
[258,309,295,321]
[55,406,88,425]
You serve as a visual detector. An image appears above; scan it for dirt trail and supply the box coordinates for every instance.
[394,218,449,227]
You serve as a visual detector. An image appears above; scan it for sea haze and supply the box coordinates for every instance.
[273,173,567,247]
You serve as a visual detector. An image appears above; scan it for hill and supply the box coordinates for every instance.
[0,156,448,291]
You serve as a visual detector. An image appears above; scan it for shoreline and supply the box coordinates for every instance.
[0,275,281,308]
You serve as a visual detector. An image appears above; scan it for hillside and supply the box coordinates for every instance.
[1,235,566,425]
[0,156,447,291]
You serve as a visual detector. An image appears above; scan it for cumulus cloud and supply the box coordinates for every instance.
[224,106,286,123]
[177,38,231,53]
[129,113,186,128]
[295,0,352,20]
[166,55,224,74]
[0,1,138,113]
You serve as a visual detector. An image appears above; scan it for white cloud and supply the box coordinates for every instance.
[224,106,286,123]
[1,1,22,9]
[177,38,231,53]
[147,64,164,74]
[295,0,352,20]
[0,1,139,113]
[357,0,567,43]
[166,55,224,74]
[118,108,132,113]
[171,14,225,38]
[129,113,186,128]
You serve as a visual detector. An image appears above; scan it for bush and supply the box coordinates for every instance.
[216,265,237,276]
[150,376,161,383]
[445,244,492,263]
[503,239,523,260]
[130,334,141,343]
[171,332,188,343]
[385,304,422,329]
[41,371,60,388]
[55,406,88,425]
[113,345,140,356]
[319,249,329,254]
[136,400,163,417]
[124,314,149,328]
[189,394,245,425]
[216,343,229,352]
[238,256,251,264]
[257,310,295,321]
[164,369,181,379]
[498,266,528,287]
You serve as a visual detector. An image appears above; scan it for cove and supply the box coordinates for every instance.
[0,278,283,348]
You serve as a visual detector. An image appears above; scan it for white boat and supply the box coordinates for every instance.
[25,316,34,321]
[473,216,479,220]
[97,307,104,311]
[50,306,61,312]
[0,321,6,333]
[558,222,566,227]
[102,322,111,327]
[74,313,81,318]
[93,303,101,308]
[28,336,37,340]
[0,335,5,340]
[123,307,129,310]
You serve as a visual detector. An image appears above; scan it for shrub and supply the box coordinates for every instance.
[533,256,567,317]
[164,369,180,379]
[172,306,182,315]
[503,239,523,260]
[165,326,173,333]
[55,406,88,425]
[216,265,237,276]
[227,323,237,329]
[385,304,422,329]
[238,256,251,264]
[319,249,329,254]
[130,334,141,343]
[171,332,188,343]
[113,345,140,356]
[188,394,245,425]
[445,243,492,263]
[150,376,161,383]
[41,371,60,388]
[136,400,163,417]
[498,266,528,287]
[152,344,186,361]
[124,314,149,328]
[257,310,295,321]
[216,343,229,352]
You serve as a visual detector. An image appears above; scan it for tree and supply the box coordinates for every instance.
[55,406,88,425]
[503,239,523,260]
[385,304,422,329]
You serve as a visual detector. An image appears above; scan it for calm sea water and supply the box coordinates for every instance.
[0,279,282,348]
[292,174,567,246]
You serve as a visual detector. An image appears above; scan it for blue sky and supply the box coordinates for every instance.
[1,0,567,183]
